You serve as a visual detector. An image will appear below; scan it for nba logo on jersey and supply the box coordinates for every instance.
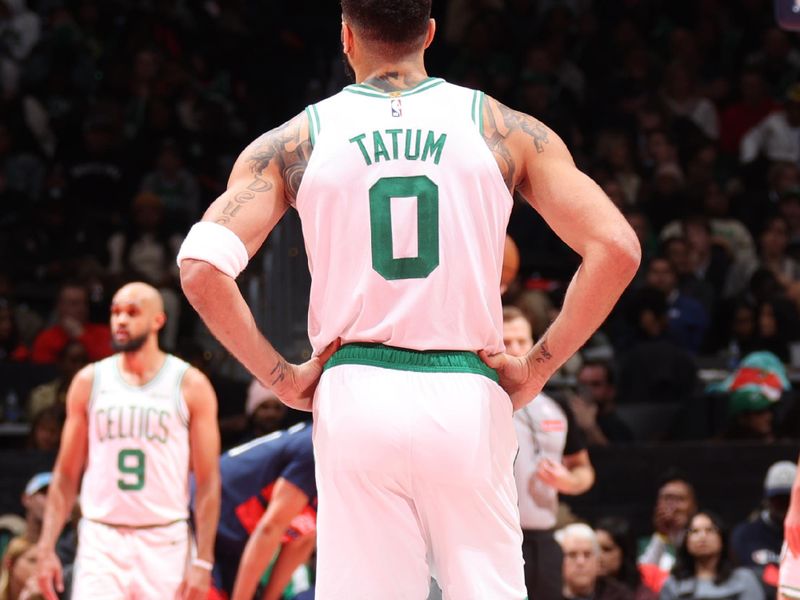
[390,98,402,117]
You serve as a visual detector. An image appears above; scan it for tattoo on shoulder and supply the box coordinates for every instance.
[214,114,311,225]
[481,97,550,191]
[251,114,312,199]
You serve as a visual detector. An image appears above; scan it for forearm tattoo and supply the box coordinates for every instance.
[269,359,288,386]
[534,337,553,364]
[481,97,550,192]
[215,114,311,225]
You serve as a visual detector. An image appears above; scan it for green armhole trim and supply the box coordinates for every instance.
[471,91,486,135]
[478,91,486,136]
[305,105,320,147]
[324,343,499,383]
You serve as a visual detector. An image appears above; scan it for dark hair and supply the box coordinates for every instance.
[656,467,695,498]
[594,516,641,589]
[341,0,431,50]
[671,510,733,585]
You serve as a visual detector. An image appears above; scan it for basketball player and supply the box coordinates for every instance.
[200,422,316,600]
[782,455,800,599]
[177,1,640,596]
[35,282,221,600]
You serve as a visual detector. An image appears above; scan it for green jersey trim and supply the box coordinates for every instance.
[324,342,499,383]
[305,104,321,147]
[344,78,445,99]
[305,107,316,147]
[470,90,486,135]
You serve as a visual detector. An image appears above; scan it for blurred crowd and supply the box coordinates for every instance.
[0,1,799,443]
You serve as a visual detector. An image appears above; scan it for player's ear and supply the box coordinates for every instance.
[154,311,167,332]
[341,19,354,54]
[423,18,436,49]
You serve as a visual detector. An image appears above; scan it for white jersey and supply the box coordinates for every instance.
[296,78,512,354]
[81,354,191,526]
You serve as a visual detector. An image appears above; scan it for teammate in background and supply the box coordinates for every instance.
[35,282,221,600]
[198,422,316,600]
[782,454,800,599]
[504,306,595,599]
[178,0,639,596]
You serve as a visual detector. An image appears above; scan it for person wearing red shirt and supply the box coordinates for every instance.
[31,283,112,364]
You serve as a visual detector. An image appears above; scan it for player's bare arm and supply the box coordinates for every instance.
[181,367,221,600]
[230,478,310,600]
[180,113,337,411]
[36,365,93,600]
[479,96,641,409]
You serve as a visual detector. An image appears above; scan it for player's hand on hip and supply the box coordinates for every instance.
[177,564,211,600]
[786,505,800,556]
[35,546,64,600]
[270,339,341,412]
[478,350,543,410]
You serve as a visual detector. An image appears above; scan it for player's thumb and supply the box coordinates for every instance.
[478,349,505,369]
[315,338,342,366]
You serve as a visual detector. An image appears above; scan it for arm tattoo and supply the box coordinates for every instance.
[481,97,550,192]
[269,359,288,386]
[248,113,312,203]
[215,174,274,225]
[361,71,427,93]
[534,337,553,364]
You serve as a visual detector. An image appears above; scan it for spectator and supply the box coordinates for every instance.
[0,537,36,600]
[0,0,41,96]
[731,460,796,600]
[753,296,800,365]
[26,341,87,420]
[720,390,776,443]
[571,360,633,445]
[719,69,778,156]
[0,298,28,362]
[659,510,765,600]
[107,192,184,350]
[30,282,111,364]
[645,256,709,353]
[556,523,634,600]
[505,306,595,600]
[242,378,289,443]
[731,216,800,302]
[638,472,698,593]
[741,84,800,165]
[660,62,719,141]
[25,406,62,452]
[0,472,49,583]
[616,287,698,407]
[660,236,715,318]
[595,516,657,600]
[139,139,202,229]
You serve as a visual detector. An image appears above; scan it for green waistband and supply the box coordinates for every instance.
[324,343,499,383]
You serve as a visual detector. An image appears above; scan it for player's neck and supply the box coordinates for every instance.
[355,56,429,92]
[118,341,166,383]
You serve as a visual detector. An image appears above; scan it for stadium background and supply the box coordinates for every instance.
[0,0,798,546]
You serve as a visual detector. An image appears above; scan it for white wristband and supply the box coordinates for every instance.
[177,222,249,279]
[192,558,214,571]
